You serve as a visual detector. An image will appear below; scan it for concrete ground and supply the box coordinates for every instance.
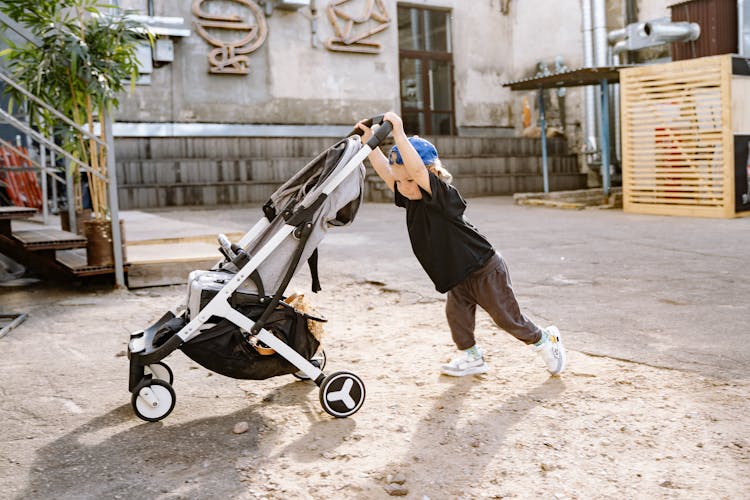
[122,196,750,381]
[1,196,748,498]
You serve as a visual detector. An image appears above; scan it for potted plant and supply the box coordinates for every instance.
[1,0,145,266]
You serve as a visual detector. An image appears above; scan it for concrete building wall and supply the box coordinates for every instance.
[637,0,673,22]
[115,0,599,137]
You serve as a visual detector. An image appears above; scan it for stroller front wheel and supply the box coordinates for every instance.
[132,378,176,422]
[319,371,365,418]
[144,361,174,385]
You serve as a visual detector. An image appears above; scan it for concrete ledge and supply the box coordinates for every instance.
[513,187,623,210]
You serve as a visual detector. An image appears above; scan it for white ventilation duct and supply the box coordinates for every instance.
[642,20,700,44]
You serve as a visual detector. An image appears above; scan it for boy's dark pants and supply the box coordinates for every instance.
[446,253,543,350]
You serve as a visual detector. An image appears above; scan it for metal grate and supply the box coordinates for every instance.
[620,55,736,217]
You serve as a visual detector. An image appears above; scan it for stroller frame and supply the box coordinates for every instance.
[127,117,392,421]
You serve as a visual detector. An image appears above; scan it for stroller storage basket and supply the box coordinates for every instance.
[181,304,321,380]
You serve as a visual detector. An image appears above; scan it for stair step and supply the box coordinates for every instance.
[13,229,87,250]
[56,249,130,277]
[0,207,37,220]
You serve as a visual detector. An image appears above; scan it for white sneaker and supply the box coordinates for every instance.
[441,350,488,377]
[534,326,566,375]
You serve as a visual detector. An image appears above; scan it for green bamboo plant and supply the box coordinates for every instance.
[0,0,145,219]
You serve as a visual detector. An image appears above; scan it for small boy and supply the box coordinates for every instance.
[357,112,566,377]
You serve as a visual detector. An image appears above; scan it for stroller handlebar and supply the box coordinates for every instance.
[348,114,393,150]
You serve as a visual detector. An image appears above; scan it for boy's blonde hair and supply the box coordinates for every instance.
[428,159,453,184]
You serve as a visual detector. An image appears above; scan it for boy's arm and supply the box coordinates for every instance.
[384,112,431,195]
[357,122,395,192]
[367,146,396,192]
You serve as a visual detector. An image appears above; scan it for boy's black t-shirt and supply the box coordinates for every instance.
[394,172,495,293]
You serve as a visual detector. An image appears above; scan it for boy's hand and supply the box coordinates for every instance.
[383,111,405,136]
[355,120,374,144]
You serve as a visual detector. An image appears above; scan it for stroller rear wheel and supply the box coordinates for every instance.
[319,371,365,418]
[132,378,176,422]
[293,350,327,380]
[145,362,174,385]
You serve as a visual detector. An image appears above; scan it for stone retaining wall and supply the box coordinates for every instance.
[115,136,587,209]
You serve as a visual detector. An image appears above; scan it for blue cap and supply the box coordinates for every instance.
[389,136,439,166]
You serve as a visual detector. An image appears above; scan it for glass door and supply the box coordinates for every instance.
[397,6,455,135]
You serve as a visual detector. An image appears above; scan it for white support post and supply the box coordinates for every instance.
[104,109,125,288]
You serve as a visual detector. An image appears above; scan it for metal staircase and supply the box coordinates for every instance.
[0,68,126,286]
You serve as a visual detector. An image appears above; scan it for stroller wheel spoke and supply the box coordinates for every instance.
[319,371,366,418]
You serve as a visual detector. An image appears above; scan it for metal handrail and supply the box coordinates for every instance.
[0,106,106,181]
[0,69,125,287]
[0,69,106,148]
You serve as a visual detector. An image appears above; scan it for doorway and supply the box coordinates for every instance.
[397,5,455,135]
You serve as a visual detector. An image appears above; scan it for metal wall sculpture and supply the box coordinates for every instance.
[192,0,268,74]
[326,0,390,54]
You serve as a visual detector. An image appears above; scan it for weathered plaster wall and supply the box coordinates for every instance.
[115,1,670,136]
[117,0,397,125]
[116,0,533,131]
[636,0,673,22]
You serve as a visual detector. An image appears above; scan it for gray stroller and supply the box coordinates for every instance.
[127,116,392,421]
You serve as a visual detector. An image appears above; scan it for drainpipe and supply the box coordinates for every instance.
[148,0,154,17]
[592,0,608,67]
[608,29,627,166]
[741,0,749,56]
[581,0,597,155]
[591,0,609,179]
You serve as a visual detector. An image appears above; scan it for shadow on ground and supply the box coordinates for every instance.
[16,403,264,499]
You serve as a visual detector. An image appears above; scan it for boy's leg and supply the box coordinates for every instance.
[445,284,478,351]
[443,284,487,376]
[475,254,544,344]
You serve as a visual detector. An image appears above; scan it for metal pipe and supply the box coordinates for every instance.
[147,0,154,17]
[581,0,597,153]
[741,0,749,56]
[643,21,700,42]
[65,158,76,235]
[104,110,125,288]
[607,28,627,44]
[592,0,608,66]
[612,53,622,164]
[539,89,549,194]
[612,39,628,54]
[40,142,48,225]
[599,79,611,196]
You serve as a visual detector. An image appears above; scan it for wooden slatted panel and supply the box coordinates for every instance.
[620,55,735,217]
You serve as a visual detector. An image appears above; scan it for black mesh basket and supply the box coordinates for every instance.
[180,304,321,380]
